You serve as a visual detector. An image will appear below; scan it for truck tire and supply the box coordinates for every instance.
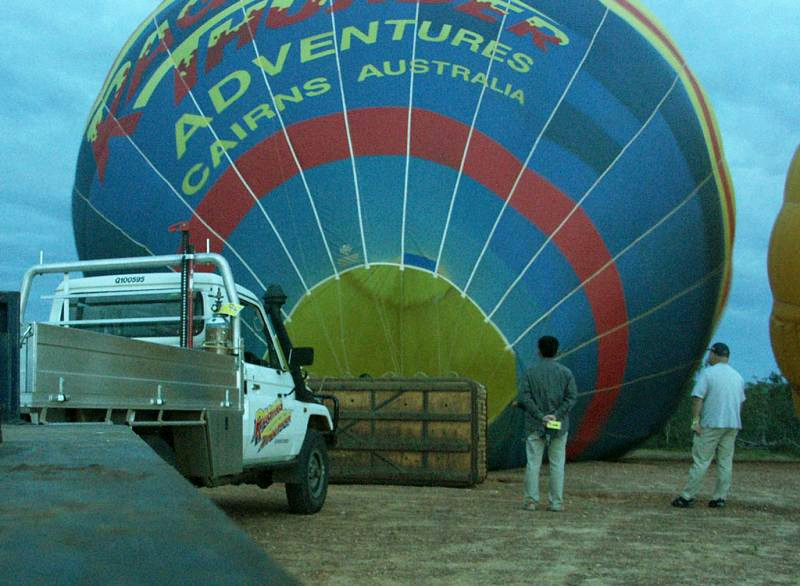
[285,430,329,514]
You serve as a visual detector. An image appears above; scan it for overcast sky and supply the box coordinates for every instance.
[1,1,797,382]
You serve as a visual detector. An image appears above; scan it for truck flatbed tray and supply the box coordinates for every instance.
[22,323,238,413]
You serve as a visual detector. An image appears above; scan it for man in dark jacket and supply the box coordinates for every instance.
[516,335,578,512]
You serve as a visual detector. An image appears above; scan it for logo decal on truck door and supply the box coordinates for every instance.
[252,399,292,451]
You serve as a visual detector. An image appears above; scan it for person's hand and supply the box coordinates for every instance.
[543,414,556,423]
[691,417,701,436]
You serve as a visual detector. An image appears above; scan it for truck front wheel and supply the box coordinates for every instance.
[285,430,329,514]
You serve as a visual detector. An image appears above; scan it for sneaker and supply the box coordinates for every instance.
[671,496,694,508]
[522,500,537,511]
[708,499,726,508]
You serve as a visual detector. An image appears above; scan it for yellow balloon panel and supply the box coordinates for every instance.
[285,266,517,421]
[768,145,800,414]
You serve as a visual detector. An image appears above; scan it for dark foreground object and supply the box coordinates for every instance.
[0,424,296,585]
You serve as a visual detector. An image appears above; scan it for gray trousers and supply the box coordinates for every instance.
[524,432,567,509]
[680,427,739,501]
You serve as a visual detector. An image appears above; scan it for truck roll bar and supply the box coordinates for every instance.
[19,254,241,354]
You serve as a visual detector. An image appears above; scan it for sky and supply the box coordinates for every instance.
[1,1,798,382]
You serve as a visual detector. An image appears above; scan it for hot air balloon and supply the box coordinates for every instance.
[73,0,733,467]
[769,146,800,416]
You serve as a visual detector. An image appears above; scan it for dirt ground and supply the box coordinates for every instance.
[203,453,800,585]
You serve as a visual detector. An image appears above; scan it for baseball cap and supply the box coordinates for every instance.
[708,342,730,357]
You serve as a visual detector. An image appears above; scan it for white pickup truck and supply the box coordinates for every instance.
[18,253,338,514]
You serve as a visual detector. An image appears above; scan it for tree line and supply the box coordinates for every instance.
[644,373,800,453]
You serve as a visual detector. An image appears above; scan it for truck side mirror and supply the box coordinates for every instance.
[288,346,314,368]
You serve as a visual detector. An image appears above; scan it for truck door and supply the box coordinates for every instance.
[239,300,299,464]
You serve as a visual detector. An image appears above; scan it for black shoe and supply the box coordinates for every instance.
[708,499,726,508]
[671,496,694,508]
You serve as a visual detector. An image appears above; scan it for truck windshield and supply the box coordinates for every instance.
[67,292,204,338]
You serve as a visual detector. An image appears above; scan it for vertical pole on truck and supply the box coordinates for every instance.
[169,222,194,349]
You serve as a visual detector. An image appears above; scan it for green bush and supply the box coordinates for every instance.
[643,372,800,453]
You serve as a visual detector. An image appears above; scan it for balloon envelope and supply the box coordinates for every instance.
[73,0,734,466]
[768,145,800,416]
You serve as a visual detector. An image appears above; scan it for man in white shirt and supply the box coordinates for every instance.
[672,342,746,509]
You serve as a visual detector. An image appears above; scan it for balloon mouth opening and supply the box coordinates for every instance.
[285,263,517,421]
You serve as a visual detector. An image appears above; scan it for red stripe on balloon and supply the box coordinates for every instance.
[187,107,628,457]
